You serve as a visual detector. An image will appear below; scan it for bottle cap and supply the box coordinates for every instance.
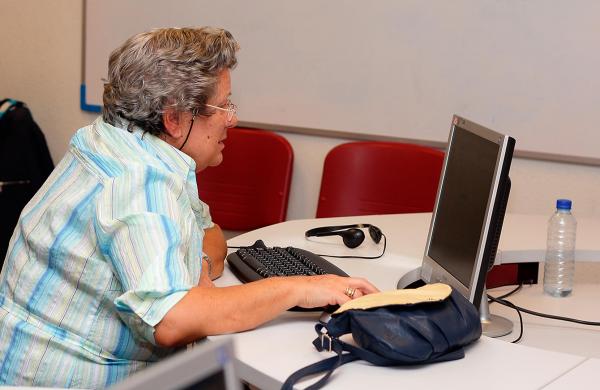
[556,199,572,210]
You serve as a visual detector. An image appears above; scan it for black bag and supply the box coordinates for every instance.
[282,284,482,390]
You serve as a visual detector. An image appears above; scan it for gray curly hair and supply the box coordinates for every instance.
[102,27,239,135]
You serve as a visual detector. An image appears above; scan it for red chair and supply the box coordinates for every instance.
[316,141,444,218]
[196,127,293,231]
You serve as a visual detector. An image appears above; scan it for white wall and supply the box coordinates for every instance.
[84,1,600,162]
[0,0,97,161]
[2,0,600,224]
[282,131,600,221]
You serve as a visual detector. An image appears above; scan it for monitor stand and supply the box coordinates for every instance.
[396,267,425,289]
[479,284,513,337]
[397,268,514,337]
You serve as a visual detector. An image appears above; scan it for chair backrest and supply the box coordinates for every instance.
[316,141,444,218]
[196,127,293,231]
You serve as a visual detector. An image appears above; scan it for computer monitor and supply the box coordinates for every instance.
[110,338,241,390]
[399,115,515,314]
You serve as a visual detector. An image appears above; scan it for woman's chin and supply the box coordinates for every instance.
[209,154,224,168]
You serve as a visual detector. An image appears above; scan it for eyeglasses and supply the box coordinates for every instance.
[205,100,237,122]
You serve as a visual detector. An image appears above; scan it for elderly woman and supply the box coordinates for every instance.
[0,27,377,387]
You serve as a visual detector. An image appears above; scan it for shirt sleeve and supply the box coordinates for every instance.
[195,198,214,230]
[95,166,204,345]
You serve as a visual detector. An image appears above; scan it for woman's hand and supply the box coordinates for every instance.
[291,275,379,309]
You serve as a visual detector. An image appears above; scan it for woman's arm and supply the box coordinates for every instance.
[201,224,227,280]
[154,274,378,347]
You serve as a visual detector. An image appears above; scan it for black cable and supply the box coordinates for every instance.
[487,283,525,342]
[488,283,523,302]
[178,115,195,150]
[512,306,524,343]
[487,294,524,343]
[488,290,600,344]
[490,294,600,326]
[315,234,387,260]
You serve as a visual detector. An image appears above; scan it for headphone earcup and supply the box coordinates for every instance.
[341,228,365,248]
[369,225,383,244]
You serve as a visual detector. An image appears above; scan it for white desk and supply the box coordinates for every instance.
[214,213,600,389]
[492,262,600,360]
[543,358,600,388]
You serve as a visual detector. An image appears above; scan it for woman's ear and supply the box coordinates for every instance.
[162,108,183,138]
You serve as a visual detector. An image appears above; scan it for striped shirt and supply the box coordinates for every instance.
[0,117,212,388]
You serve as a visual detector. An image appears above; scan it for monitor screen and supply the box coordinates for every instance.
[420,115,515,307]
[109,338,241,390]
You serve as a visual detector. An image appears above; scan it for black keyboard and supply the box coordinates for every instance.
[227,240,348,283]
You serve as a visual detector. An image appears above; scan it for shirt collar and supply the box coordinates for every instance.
[90,117,211,228]
[96,117,197,178]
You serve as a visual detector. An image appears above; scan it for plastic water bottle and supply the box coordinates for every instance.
[543,199,577,297]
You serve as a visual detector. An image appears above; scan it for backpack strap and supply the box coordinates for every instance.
[281,352,358,390]
[0,99,18,121]
[281,323,397,390]
[318,323,401,363]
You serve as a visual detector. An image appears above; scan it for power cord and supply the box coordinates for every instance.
[487,293,524,343]
[488,284,600,344]
[489,283,522,301]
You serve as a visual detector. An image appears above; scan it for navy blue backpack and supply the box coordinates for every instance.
[282,286,482,389]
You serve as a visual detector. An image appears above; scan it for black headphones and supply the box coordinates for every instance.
[305,224,383,249]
